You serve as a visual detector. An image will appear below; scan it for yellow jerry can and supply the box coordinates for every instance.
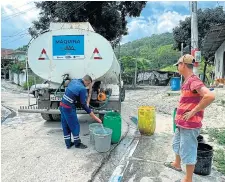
[138,106,156,136]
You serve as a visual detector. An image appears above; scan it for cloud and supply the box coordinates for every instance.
[1,0,39,25]
[157,11,189,33]
[121,11,189,44]
[1,0,40,48]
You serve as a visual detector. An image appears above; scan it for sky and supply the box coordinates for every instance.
[1,1,225,49]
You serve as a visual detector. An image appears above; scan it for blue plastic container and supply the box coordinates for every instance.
[170,77,181,91]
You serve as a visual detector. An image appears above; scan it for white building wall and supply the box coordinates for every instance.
[214,41,225,79]
[9,70,13,81]
[13,73,19,84]
[13,70,27,86]
[19,72,26,86]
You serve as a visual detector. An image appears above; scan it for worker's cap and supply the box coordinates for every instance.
[173,54,195,66]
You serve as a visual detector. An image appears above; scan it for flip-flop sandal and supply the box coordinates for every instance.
[164,162,182,172]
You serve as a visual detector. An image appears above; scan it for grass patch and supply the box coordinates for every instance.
[214,149,225,175]
[206,128,225,175]
[221,100,225,107]
[208,128,225,145]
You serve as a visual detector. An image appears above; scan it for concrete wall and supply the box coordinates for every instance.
[13,73,19,85]
[19,72,26,86]
[214,41,225,79]
[9,70,13,81]
[13,70,26,86]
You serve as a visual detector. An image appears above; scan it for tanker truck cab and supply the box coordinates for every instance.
[18,22,125,121]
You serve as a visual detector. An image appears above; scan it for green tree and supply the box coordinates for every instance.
[10,61,26,85]
[29,1,146,47]
[16,45,28,51]
[173,6,225,83]
[117,33,180,74]
[173,6,225,56]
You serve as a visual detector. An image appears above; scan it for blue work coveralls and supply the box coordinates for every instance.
[59,79,91,148]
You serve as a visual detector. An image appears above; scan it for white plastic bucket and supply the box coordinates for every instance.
[93,127,112,153]
[89,123,102,144]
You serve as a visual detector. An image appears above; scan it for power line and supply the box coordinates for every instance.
[2,33,31,45]
[2,1,98,46]
[2,1,56,21]
[2,6,37,21]
[2,27,31,38]
[1,32,31,42]
[1,1,35,16]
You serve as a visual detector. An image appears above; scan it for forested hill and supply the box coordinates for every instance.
[115,32,181,70]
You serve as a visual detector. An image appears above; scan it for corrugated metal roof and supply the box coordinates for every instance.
[8,51,26,55]
[202,24,225,53]
[1,48,14,57]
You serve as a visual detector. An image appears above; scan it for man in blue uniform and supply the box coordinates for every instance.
[60,75,102,149]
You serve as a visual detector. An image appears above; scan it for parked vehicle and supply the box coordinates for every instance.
[19,22,125,121]
[29,80,49,97]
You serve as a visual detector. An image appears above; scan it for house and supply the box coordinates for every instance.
[7,50,26,62]
[1,49,27,84]
[202,24,225,85]
[1,48,15,79]
[1,48,14,59]
[137,70,179,86]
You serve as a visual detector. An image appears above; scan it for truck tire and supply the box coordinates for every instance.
[52,114,61,121]
[41,113,53,121]
[121,87,125,102]
[51,102,61,121]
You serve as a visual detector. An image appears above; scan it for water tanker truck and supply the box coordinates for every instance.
[18,22,125,121]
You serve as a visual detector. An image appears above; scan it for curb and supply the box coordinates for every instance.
[108,138,139,182]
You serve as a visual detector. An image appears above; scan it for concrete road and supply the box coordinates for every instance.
[1,81,225,182]
[1,80,129,182]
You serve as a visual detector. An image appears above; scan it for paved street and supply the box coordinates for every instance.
[1,80,225,182]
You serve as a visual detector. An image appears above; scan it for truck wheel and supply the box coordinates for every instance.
[52,114,61,121]
[121,87,125,102]
[51,102,61,121]
[41,113,53,121]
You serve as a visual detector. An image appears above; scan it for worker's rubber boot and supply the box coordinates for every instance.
[74,139,87,149]
[75,142,87,149]
[65,139,74,149]
[66,142,74,149]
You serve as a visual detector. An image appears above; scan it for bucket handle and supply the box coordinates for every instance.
[197,156,213,159]
[197,150,214,153]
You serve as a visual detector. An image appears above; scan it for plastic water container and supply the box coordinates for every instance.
[103,112,121,143]
[138,106,156,136]
[93,127,112,153]
[89,123,102,144]
[172,108,177,133]
[194,143,213,175]
[170,77,181,91]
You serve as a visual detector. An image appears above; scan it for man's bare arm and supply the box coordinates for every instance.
[183,86,215,120]
[192,86,215,113]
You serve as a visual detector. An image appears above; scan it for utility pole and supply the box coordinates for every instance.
[118,42,121,60]
[181,43,184,84]
[134,58,137,88]
[190,1,199,76]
